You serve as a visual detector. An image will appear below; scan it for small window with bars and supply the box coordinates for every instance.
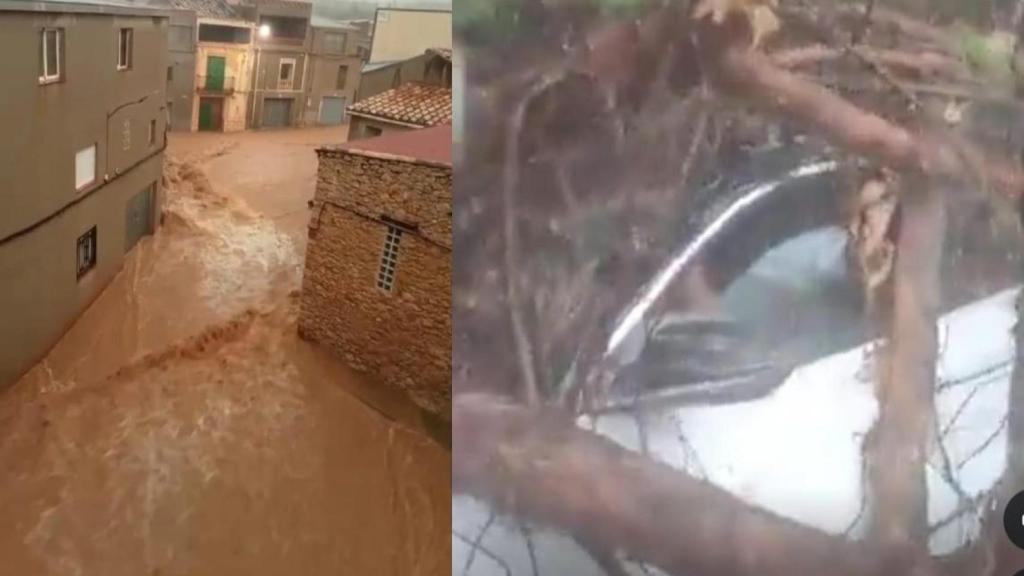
[376,225,402,292]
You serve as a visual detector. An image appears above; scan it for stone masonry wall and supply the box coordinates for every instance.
[312,149,452,248]
[299,151,451,418]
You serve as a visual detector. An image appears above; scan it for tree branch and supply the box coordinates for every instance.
[453,394,888,576]
[700,31,1024,199]
[866,176,944,570]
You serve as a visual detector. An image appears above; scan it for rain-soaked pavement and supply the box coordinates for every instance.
[1,126,451,575]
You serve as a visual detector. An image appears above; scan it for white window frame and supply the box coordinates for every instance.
[376,225,403,293]
[39,28,62,84]
[278,57,296,90]
[75,144,97,192]
[117,28,133,71]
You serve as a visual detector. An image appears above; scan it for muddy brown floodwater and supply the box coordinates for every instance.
[0,127,451,576]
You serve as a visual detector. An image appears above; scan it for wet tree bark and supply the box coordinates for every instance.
[865,176,944,573]
[697,25,1024,199]
[453,394,888,576]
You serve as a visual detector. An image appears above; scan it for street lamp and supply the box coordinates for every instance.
[258,24,271,39]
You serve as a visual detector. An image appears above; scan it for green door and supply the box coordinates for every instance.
[205,56,225,91]
[125,184,155,254]
[198,99,213,131]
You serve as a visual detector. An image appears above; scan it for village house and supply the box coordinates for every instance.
[178,0,256,132]
[166,7,197,132]
[346,81,451,140]
[356,46,451,103]
[301,16,364,127]
[299,125,452,420]
[248,0,312,128]
[0,0,168,388]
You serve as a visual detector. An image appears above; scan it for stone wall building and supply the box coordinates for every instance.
[299,125,451,419]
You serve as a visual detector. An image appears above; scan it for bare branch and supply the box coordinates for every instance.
[453,529,514,576]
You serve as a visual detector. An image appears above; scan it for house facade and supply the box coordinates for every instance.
[299,125,452,419]
[0,0,168,388]
[166,8,197,131]
[302,19,363,127]
[193,14,255,132]
[346,81,451,141]
[366,8,451,65]
[356,47,451,103]
[249,0,311,128]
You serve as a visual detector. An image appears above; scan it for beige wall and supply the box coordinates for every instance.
[0,12,168,241]
[192,39,254,132]
[0,154,163,388]
[303,55,361,126]
[356,53,429,102]
[299,150,451,417]
[368,9,451,64]
[346,115,415,141]
[0,9,167,388]
[304,27,362,127]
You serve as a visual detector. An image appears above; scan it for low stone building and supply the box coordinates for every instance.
[345,81,451,140]
[299,125,451,419]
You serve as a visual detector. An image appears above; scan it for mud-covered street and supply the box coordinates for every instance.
[0,127,451,575]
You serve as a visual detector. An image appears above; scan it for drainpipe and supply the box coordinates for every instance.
[250,45,261,129]
[299,52,309,126]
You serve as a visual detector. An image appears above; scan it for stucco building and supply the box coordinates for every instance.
[346,82,451,140]
[302,17,363,127]
[299,125,452,419]
[248,0,311,128]
[182,0,255,132]
[166,8,197,131]
[356,47,451,103]
[366,7,450,65]
[0,0,168,388]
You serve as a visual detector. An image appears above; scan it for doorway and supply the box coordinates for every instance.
[125,183,155,254]
[198,97,224,131]
[205,55,226,91]
[319,96,345,125]
[262,98,292,128]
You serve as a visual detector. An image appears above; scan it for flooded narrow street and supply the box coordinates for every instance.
[0,127,450,575]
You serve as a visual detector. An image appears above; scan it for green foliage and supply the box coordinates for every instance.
[958,27,1015,85]
[453,0,522,40]
[454,0,660,40]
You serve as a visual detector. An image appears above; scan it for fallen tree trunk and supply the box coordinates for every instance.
[702,33,1024,199]
[453,394,888,576]
[866,176,944,572]
[772,44,968,81]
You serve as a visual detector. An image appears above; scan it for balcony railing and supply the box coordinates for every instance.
[197,75,237,94]
[258,35,305,46]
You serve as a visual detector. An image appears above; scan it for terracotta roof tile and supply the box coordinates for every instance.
[166,0,237,19]
[347,83,451,128]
